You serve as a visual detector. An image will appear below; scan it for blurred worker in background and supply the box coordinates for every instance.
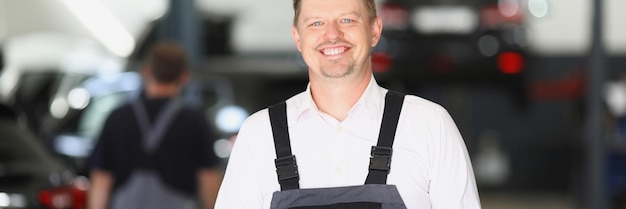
[87,41,221,209]
[215,0,481,208]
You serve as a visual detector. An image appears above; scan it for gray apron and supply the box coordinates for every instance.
[268,91,409,209]
[111,97,198,209]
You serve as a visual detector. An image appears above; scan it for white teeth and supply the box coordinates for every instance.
[323,48,345,55]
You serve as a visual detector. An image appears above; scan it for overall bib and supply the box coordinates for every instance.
[268,91,409,209]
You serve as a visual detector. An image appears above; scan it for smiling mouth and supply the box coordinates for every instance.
[321,47,349,56]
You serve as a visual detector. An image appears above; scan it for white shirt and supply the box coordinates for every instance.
[215,77,482,209]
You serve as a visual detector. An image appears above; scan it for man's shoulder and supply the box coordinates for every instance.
[244,107,271,126]
[107,102,134,119]
[400,93,450,116]
[178,104,206,117]
[238,90,309,134]
[248,90,307,120]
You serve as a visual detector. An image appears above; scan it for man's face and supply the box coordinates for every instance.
[292,0,382,79]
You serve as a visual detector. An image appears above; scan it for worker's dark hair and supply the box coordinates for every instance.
[145,41,188,83]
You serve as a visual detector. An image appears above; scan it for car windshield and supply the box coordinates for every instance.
[76,91,128,139]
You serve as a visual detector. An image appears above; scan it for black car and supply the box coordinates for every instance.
[0,104,86,209]
[373,0,528,105]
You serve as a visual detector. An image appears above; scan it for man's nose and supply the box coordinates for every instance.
[324,22,344,41]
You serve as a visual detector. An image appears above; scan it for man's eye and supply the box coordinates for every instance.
[311,21,322,26]
[341,19,353,23]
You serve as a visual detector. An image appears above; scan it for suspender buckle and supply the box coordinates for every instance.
[369,146,392,172]
[275,155,299,181]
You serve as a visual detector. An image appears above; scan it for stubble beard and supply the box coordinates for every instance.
[320,59,356,79]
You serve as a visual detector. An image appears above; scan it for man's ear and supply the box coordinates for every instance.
[292,25,302,52]
[178,70,191,85]
[140,64,152,82]
[371,17,383,47]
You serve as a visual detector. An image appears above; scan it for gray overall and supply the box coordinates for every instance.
[110,98,198,209]
[268,91,409,209]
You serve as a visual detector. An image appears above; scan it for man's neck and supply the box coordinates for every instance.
[310,73,371,122]
[144,83,181,98]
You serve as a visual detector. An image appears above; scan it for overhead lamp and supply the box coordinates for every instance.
[60,0,135,57]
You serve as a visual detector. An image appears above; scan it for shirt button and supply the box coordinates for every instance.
[337,125,343,132]
[335,166,343,173]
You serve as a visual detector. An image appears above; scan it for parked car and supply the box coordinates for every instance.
[50,71,142,173]
[0,32,123,143]
[0,103,86,209]
[373,0,529,106]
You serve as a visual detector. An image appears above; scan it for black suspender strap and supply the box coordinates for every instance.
[269,91,404,189]
[365,91,405,185]
[268,101,300,190]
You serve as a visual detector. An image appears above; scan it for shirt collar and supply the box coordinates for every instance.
[350,76,386,118]
[290,75,386,123]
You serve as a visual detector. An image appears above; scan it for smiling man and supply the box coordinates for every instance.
[214,0,482,208]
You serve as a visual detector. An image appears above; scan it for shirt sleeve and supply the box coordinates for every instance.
[86,109,118,173]
[215,112,271,209]
[192,109,221,169]
[428,108,482,209]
